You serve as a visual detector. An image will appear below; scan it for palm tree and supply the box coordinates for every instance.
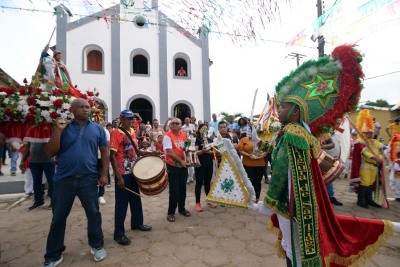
[219,112,244,122]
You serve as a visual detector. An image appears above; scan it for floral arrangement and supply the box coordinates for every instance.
[0,77,103,142]
[0,77,101,126]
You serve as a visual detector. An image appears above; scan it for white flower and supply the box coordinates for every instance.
[62,103,71,110]
[16,105,23,111]
[38,100,52,107]
[18,99,27,106]
[50,96,58,102]
[60,112,68,119]
[4,98,9,104]
[41,110,50,119]
[0,92,6,96]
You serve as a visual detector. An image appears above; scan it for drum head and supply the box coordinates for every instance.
[133,156,165,180]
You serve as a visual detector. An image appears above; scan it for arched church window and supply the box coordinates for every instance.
[132,55,148,75]
[87,50,103,71]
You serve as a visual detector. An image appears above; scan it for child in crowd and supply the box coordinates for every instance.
[140,139,152,152]
[153,134,164,158]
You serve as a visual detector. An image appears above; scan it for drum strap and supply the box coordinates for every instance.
[118,127,140,157]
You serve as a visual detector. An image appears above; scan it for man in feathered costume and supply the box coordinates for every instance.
[261,45,394,267]
[351,109,385,209]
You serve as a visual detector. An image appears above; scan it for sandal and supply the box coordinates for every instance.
[166,215,175,222]
[179,210,191,217]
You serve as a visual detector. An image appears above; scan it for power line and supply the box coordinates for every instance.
[365,70,400,80]
[0,4,318,50]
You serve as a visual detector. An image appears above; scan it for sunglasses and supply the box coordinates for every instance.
[170,122,181,125]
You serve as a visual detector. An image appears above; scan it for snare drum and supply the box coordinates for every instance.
[317,150,345,184]
[132,156,168,195]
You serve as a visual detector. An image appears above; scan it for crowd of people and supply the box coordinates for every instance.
[2,102,399,266]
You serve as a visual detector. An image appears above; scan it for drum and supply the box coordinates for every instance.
[132,156,168,196]
[317,150,345,184]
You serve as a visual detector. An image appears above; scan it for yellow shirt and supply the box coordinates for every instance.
[387,123,400,135]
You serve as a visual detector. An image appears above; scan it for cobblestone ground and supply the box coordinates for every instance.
[0,173,399,267]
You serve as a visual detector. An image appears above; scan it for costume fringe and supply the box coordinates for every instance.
[266,218,286,259]
[274,240,286,258]
[323,220,394,267]
[283,124,310,150]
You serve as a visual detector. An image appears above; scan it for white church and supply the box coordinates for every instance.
[54,0,211,123]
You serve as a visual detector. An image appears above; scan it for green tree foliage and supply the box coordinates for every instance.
[365,99,390,107]
[219,112,244,122]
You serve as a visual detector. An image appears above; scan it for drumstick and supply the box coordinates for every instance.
[124,187,143,198]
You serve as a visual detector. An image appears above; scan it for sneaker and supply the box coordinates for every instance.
[131,224,152,231]
[195,203,203,212]
[106,183,111,188]
[42,256,63,267]
[114,235,131,246]
[98,196,106,205]
[27,202,44,211]
[11,172,16,176]
[91,247,107,262]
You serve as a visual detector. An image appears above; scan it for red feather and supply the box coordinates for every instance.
[309,44,364,136]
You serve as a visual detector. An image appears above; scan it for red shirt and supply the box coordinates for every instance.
[109,128,138,175]
[164,130,187,166]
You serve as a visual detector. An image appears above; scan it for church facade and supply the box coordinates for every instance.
[54,0,211,124]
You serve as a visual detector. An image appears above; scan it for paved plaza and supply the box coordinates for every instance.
[0,172,399,267]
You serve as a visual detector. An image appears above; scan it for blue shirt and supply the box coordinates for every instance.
[227,122,239,132]
[54,120,108,181]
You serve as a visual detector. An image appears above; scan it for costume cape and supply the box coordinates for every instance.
[265,124,393,267]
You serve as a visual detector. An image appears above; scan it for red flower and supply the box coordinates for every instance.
[87,91,94,96]
[52,89,62,96]
[5,109,13,117]
[74,85,78,88]
[28,107,37,114]
[34,87,42,94]
[27,97,37,105]
[25,113,35,121]
[88,100,94,107]
[53,99,63,109]
[27,85,34,94]
[19,86,27,95]
[4,88,15,95]
[23,78,28,84]
[50,111,59,119]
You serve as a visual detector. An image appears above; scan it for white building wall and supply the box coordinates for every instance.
[67,20,112,120]
[167,28,204,119]
[120,13,160,118]
[60,3,208,123]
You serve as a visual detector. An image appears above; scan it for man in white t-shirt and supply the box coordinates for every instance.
[181,117,195,135]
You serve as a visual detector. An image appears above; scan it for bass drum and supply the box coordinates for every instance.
[317,150,345,185]
[132,156,168,196]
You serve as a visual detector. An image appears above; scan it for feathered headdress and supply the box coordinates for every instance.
[275,44,364,136]
[356,109,374,133]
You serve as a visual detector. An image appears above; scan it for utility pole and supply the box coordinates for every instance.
[286,52,306,66]
[317,0,325,58]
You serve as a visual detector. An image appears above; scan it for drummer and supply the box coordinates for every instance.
[109,110,159,246]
